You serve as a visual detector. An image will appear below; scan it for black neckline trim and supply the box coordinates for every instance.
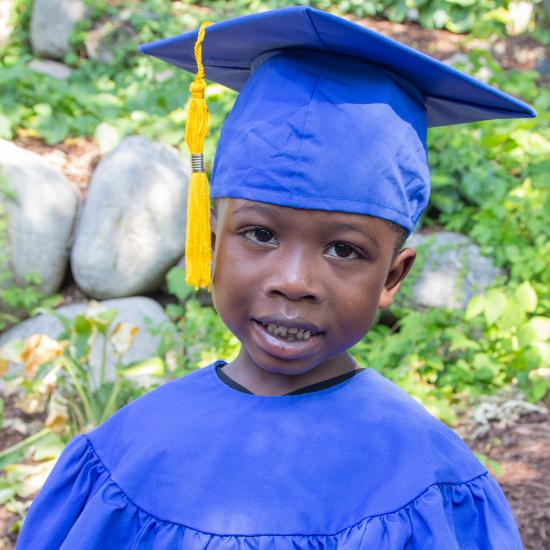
[215,363,365,396]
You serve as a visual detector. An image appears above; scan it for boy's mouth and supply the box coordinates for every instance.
[250,318,324,360]
[258,321,318,342]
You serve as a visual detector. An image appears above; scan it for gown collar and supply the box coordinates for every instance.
[215,361,366,396]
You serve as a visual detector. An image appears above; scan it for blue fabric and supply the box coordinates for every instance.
[139,6,535,127]
[211,48,429,231]
[139,6,535,233]
[18,362,522,549]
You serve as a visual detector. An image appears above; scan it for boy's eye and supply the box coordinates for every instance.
[325,243,363,259]
[243,227,277,244]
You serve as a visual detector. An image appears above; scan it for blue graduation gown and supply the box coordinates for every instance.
[17,361,522,549]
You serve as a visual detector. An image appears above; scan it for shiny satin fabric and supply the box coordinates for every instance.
[17,362,522,549]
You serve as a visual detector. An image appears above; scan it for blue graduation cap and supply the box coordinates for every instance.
[140,6,535,289]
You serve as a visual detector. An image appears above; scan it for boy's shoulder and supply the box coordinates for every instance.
[352,368,484,476]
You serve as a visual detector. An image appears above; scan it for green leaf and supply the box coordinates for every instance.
[121,357,165,378]
[88,309,118,335]
[31,433,65,461]
[499,298,527,330]
[473,452,502,477]
[515,282,537,313]
[483,289,507,326]
[0,479,18,505]
[517,322,538,347]
[71,315,95,360]
[465,293,485,321]
[526,317,550,341]
[0,113,13,139]
[479,133,509,147]
[448,331,480,352]
[529,376,550,403]
[166,266,194,302]
[473,353,495,382]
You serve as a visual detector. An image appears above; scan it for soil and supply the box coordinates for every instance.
[465,411,550,549]
[13,134,102,194]
[354,17,548,72]
[0,394,47,547]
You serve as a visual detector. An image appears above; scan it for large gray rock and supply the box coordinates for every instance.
[85,17,136,64]
[71,136,189,299]
[28,58,73,80]
[402,231,502,311]
[0,140,79,297]
[84,9,157,64]
[30,0,87,59]
[0,297,168,384]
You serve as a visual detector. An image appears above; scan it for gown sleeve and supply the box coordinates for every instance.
[16,435,110,550]
[359,472,523,550]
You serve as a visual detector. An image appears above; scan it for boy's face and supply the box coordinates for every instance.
[211,198,415,377]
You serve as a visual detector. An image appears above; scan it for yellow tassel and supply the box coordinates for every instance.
[185,21,213,290]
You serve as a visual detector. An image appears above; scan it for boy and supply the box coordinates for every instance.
[17,7,533,549]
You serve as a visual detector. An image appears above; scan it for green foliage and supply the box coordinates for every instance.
[183,0,540,34]
[0,0,238,149]
[426,51,550,307]
[0,307,154,442]
[149,300,239,378]
[352,282,550,425]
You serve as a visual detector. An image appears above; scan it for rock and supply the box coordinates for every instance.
[443,53,471,70]
[84,9,158,64]
[0,140,79,298]
[401,231,503,311]
[30,0,87,59]
[0,0,13,48]
[28,59,73,79]
[506,1,534,35]
[85,18,137,64]
[536,56,550,76]
[0,297,168,384]
[71,136,189,299]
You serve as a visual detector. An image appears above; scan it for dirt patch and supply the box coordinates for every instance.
[14,133,101,194]
[0,394,47,453]
[466,411,550,549]
[352,17,547,71]
[0,394,47,548]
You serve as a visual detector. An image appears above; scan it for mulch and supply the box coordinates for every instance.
[13,134,101,195]
[467,410,550,549]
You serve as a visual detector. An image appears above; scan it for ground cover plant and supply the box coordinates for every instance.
[0,0,548,546]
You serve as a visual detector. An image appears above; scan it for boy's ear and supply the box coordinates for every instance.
[378,248,416,310]
[210,207,217,253]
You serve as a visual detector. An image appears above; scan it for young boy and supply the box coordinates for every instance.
[17,6,534,549]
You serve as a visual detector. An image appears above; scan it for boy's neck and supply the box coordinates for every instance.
[223,350,359,396]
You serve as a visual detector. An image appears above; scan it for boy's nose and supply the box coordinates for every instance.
[265,249,322,302]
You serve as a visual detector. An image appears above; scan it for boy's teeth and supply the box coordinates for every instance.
[263,323,315,341]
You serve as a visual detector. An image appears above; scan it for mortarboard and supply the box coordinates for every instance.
[139,6,535,289]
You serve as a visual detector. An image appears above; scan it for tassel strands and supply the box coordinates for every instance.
[185,21,213,289]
